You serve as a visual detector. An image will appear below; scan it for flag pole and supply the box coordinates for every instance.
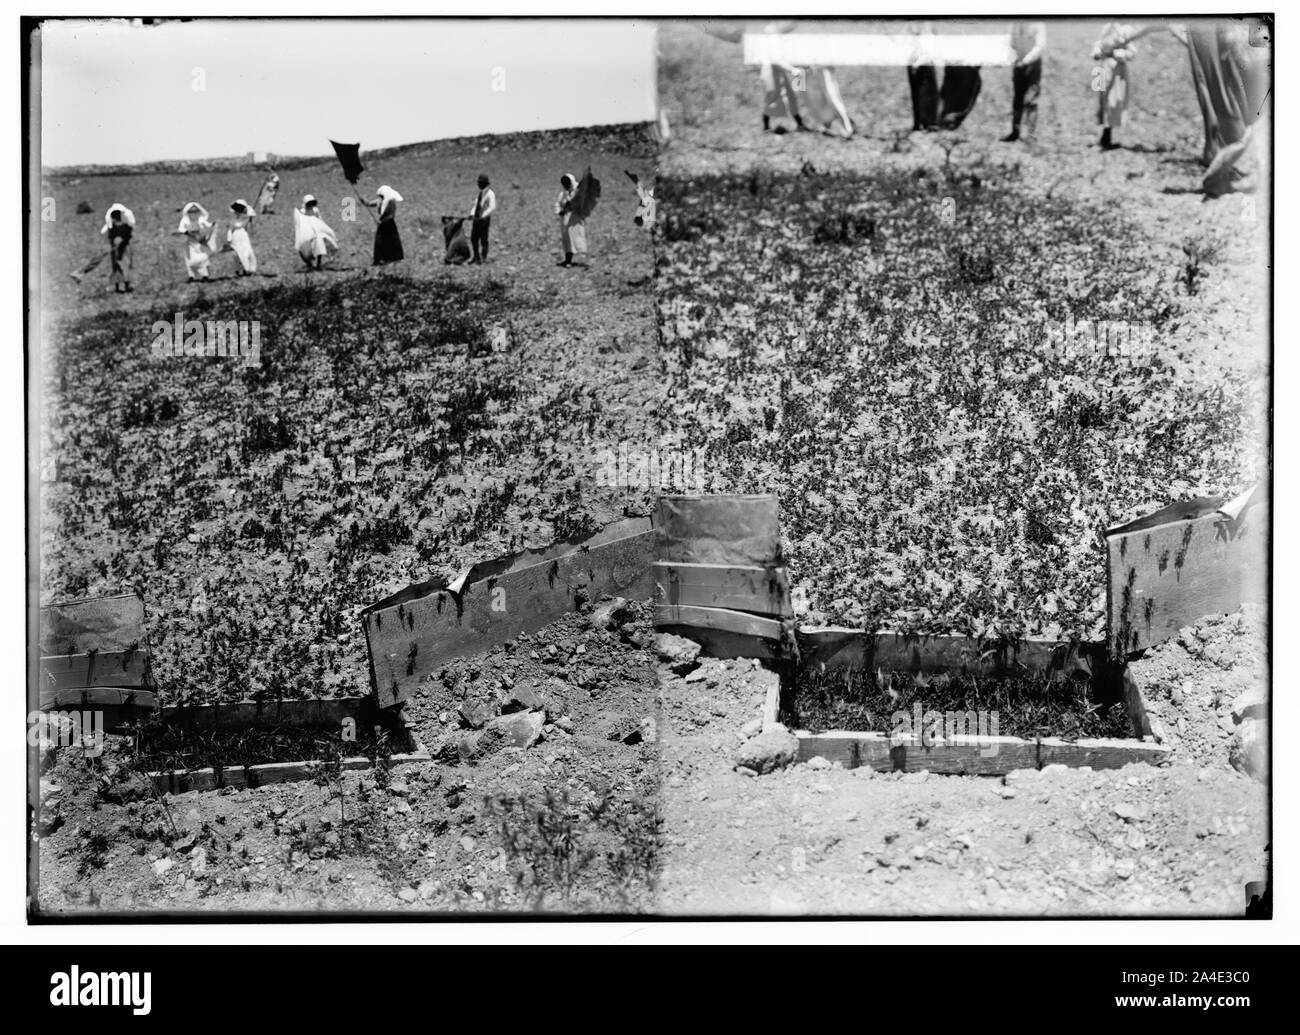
[353,186,379,225]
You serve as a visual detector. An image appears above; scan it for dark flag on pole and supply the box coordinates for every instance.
[330,140,365,184]
[569,167,602,221]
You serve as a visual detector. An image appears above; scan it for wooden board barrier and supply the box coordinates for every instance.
[654,604,787,661]
[652,561,791,617]
[39,593,146,656]
[656,494,782,568]
[796,730,1172,774]
[364,518,657,707]
[147,696,428,793]
[39,649,150,691]
[796,627,1097,680]
[1106,494,1267,655]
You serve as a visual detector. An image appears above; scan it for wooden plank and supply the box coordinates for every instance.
[1035,737,1172,769]
[1121,665,1166,744]
[38,649,149,691]
[1122,665,1150,740]
[39,593,146,656]
[654,604,787,661]
[39,686,157,712]
[796,730,1171,774]
[762,677,781,727]
[797,627,1095,679]
[657,494,782,567]
[365,525,657,707]
[159,698,368,731]
[1106,500,1268,655]
[659,625,784,661]
[652,561,791,617]
[149,738,430,794]
[654,603,784,639]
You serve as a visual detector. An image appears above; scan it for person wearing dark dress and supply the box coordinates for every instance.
[102,203,134,293]
[907,22,939,131]
[938,65,982,129]
[909,66,940,130]
[364,185,404,265]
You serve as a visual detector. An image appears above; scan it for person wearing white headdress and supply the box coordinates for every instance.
[293,194,338,269]
[227,200,258,275]
[554,173,586,267]
[102,203,135,292]
[174,202,215,281]
[362,185,404,265]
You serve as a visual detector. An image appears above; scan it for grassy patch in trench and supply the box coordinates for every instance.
[784,664,1131,741]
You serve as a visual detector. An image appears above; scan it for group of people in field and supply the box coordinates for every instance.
[757,19,1268,195]
[169,193,339,283]
[79,168,607,292]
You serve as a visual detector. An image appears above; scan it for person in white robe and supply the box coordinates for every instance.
[227,200,258,274]
[802,66,854,138]
[555,173,586,266]
[175,202,215,281]
[293,194,338,269]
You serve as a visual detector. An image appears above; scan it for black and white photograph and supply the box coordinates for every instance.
[19,7,1280,936]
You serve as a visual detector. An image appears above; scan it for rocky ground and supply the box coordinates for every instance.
[656,615,1267,916]
[36,601,1267,917]
[34,600,661,915]
[1131,604,1268,775]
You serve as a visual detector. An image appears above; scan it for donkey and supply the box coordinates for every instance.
[442,216,471,264]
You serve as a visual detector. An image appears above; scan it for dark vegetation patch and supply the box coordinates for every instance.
[785,664,1131,741]
[656,166,1257,643]
[41,274,640,704]
[125,710,411,774]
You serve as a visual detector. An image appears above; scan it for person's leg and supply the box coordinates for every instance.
[1021,59,1041,139]
[1003,65,1026,140]
[940,67,979,129]
[481,217,490,261]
